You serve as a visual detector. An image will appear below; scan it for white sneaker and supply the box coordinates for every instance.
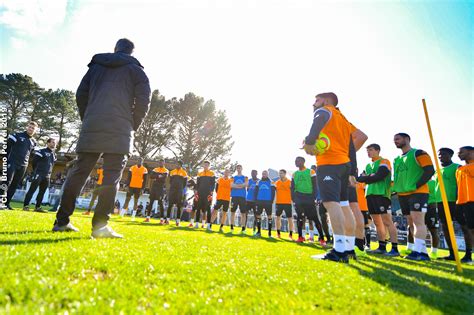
[91,226,123,239]
[52,223,79,232]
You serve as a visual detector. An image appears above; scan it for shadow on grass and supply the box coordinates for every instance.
[0,236,85,246]
[161,225,327,249]
[349,256,474,313]
[0,230,52,235]
[387,256,464,273]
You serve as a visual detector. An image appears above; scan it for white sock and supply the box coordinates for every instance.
[421,241,428,254]
[147,216,150,219]
[132,210,137,217]
[202,220,205,226]
[431,247,438,254]
[333,234,346,253]
[407,242,414,251]
[177,219,180,224]
[414,238,425,253]
[207,223,211,229]
[309,231,314,239]
[346,236,355,251]
[191,219,194,224]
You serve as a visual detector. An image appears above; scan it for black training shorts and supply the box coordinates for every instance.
[437,202,466,225]
[457,202,474,229]
[127,187,141,199]
[348,186,357,203]
[398,193,428,216]
[316,163,350,203]
[425,204,439,229]
[276,204,292,217]
[168,191,183,206]
[366,195,391,215]
[256,201,272,216]
[214,199,230,212]
[231,197,247,213]
[246,201,257,213]
[196,198,211,212]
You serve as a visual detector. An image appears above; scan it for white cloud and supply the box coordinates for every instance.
[0,0,68,36]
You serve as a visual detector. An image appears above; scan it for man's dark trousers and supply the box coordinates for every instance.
[24,174,50,208]
[55,152,127,228]
[6,163,27,206]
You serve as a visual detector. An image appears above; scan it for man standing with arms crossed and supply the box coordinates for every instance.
[23,138,57,212]
[121,158,148,218]
[193,161,215,228]
[358,143,400,257]
[435,148,471,262]
[275,169,294,240]
[166,161,188,226]
[230,165,248,233]
[144,159,168,223]
[291,157,321,243]
[52,38,151,238]
[213,169,233,232]
[392,133,435,260]
[253,170,275,237]
[303,92,367,262]
[244,170,259,234]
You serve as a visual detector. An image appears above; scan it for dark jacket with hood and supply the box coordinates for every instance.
[75,52,151,155]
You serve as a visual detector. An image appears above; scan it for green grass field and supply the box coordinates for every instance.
[1,202,473,314]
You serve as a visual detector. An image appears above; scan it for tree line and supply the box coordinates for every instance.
[0,73,234,175]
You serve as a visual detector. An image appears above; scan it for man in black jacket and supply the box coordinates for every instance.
[23,138,57,212]
[144,159,168,223]
[5,121,38,210]
[53,38,151,238]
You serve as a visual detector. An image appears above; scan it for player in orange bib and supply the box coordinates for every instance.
[303,92,367,263]
[455,146,474,263]
[84,165,104,215]
[212,169,233,232]
[121,158,148,218]
[348,177,368,257]
[275,169,294,240]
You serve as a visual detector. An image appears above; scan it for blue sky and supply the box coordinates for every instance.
[1,0,472,173]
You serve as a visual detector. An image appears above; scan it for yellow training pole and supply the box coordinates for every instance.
[422,99,462,272]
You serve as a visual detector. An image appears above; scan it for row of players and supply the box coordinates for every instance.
[86,142,473,263]
[5,122,474,263]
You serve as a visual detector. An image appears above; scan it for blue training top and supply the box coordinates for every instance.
[256,179,273,201]
[231,175,247,198]
[246,178,258,201]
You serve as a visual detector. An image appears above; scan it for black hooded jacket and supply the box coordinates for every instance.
[75,52,151,155]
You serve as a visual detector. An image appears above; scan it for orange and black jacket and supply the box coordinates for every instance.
[169,168,188,193]
[150,167,169,191]
[196,170,216,197]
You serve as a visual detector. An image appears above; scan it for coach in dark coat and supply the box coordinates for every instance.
[53,38,151,238]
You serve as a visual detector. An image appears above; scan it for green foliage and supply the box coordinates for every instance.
[133,90,175,159]
[1,73,236,166]
[167,93,234,175]
[0,74,79,151]
[41,89,80,152]
[1,206,473,314]
[0,73,43,133]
